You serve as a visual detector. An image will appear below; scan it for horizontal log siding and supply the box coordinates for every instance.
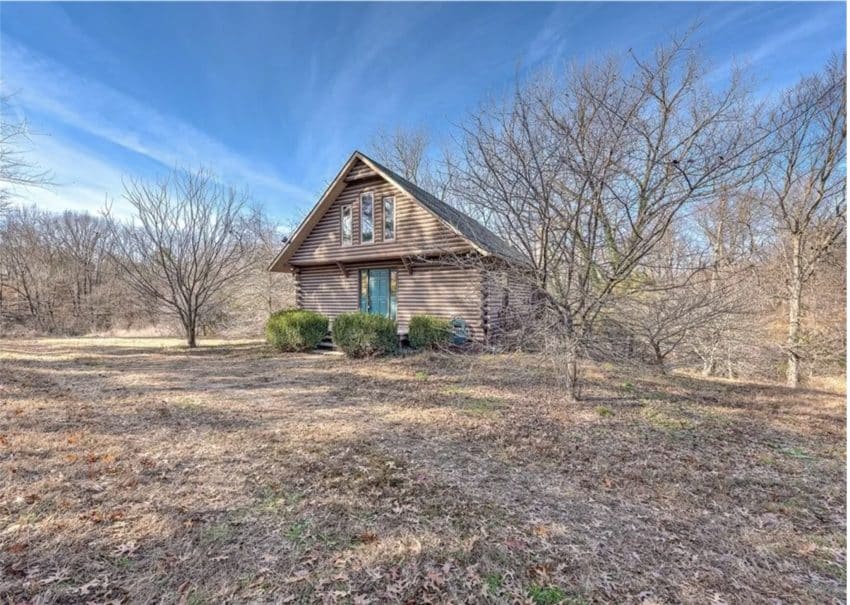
[482,266,536,339]
[296,264,358,319]
[296,262,484,339]
[290,175,471,265]
[482,269,504,340]
[397,264,482,338]
[345,159,376,180]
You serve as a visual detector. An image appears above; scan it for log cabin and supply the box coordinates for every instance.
[268,151,532,343]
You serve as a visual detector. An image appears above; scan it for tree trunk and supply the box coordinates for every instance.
[185,315,198,348]
[562,330,582,401]
[565,353,580,401]
[786,234,803,388]
[651,341,667,374]
[701,355,716,377]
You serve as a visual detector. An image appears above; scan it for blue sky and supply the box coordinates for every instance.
[1,2,845,221]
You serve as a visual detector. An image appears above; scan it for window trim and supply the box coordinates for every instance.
[340,204,353,247]
[382,195,396,241]
[360,192,374,245]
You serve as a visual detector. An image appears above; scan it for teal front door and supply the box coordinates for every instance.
[368,269,389,316]
[359,268,397,320]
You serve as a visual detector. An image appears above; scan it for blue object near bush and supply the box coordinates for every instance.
[451,317,470,345]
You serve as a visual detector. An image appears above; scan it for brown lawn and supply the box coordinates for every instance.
[0,338,845,604]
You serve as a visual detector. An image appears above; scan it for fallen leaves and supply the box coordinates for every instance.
[0,338,844,604]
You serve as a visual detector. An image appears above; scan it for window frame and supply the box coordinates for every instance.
[382,195,396,241]
[360,192,374,245]
[340,204,353,246]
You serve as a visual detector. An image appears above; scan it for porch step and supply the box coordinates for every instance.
[313,332,407,351]
[316,333,335,350]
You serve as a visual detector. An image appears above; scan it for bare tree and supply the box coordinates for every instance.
[760,56,846,387]
[686,189,771,377]
[202,208,295,335]
[371,127,452,200]
[105,169,256,347]
[608,230,740,372]
[0,95,52,213]
[452,33,759,398]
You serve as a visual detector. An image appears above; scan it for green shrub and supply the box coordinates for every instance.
[528,585,571,605]
[332,312,398,357]
[265,309,328,352]
[408,315,452,349]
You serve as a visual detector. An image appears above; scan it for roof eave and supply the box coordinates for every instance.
[267,151,363,273]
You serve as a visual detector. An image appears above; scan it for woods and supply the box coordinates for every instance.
[0,184,293,343]
[1,36,845,389]
[374,39,846,394]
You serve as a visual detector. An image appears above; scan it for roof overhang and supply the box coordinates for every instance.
[268,152,361,272]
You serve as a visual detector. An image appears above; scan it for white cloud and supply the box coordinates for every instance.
[289,5,431,183]
[706,10,835,85]
[524,5,576,69]
[1,37,316,215]
[10,132,137,218]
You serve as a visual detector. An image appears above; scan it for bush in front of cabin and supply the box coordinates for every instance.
[408,314,453,349]
[266,309,329,352]
[332,312,398,357]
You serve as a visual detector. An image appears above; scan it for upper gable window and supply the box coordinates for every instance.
[383,196,395,241]
[360,193,374,244]
[341,204,353,246]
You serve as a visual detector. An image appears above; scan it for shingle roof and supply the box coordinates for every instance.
[362,154,529,266]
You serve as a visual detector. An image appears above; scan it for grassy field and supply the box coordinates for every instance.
[1,338,845,604]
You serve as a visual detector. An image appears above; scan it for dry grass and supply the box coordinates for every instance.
[1,338,845,604]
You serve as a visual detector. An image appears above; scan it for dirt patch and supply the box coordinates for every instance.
[1,338,845,603]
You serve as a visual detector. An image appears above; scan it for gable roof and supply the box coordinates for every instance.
[268,151,527,272]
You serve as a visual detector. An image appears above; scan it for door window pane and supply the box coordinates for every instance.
[368,269,389,316]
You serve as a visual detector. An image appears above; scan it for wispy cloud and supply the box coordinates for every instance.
[2,37,315,216]
[12,133,138,218]
[706,9,837,85]
[289,5,434,186]
[524,4,580,69]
